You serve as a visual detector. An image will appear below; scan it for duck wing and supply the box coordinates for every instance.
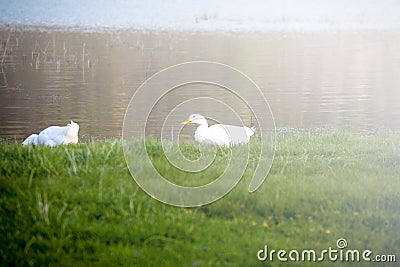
[38,126,68,146]
[209,124,251,146]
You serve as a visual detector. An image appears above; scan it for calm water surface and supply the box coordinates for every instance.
[1,29,400,141]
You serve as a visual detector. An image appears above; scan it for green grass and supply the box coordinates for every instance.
[1,131,399,266]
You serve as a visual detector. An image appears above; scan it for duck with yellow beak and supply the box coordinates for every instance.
[181,114,255,147]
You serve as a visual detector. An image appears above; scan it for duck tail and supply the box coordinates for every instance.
[250,115,256,134]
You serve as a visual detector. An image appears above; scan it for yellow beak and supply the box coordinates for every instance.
[181,120,192,125]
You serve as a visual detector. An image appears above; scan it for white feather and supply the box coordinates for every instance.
[22,134,38,146]
[22,121,79,147]
[181,114,255,147]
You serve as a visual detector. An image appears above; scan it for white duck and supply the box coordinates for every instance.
[181,114,255,147]
[22,120,80,147]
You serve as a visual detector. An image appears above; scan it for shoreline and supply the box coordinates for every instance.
[2,128,399,145]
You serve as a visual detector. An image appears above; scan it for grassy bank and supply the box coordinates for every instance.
[1,131,399,266]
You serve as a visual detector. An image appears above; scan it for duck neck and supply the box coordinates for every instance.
[66,126,78,143]
[194,121,209,142]
[195,119,208,130]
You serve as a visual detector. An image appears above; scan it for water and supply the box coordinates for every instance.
[1,29,400,141]
[1,0,400,31]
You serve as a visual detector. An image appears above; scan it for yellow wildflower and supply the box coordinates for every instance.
[325,229,331,235]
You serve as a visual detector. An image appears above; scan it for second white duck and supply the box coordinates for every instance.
[181,114,255,147]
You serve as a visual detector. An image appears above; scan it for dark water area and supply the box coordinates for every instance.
[1,28,400,142]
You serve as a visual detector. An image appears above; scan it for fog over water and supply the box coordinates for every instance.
[1,0,400,32]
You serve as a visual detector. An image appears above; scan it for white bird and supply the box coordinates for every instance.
[181,114,255,147]
[22,120,80,147]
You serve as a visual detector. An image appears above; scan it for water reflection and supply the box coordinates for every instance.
[1,29,400,141]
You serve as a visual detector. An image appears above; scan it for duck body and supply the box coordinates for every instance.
[182,114,255,147]
[22,121,79,147]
